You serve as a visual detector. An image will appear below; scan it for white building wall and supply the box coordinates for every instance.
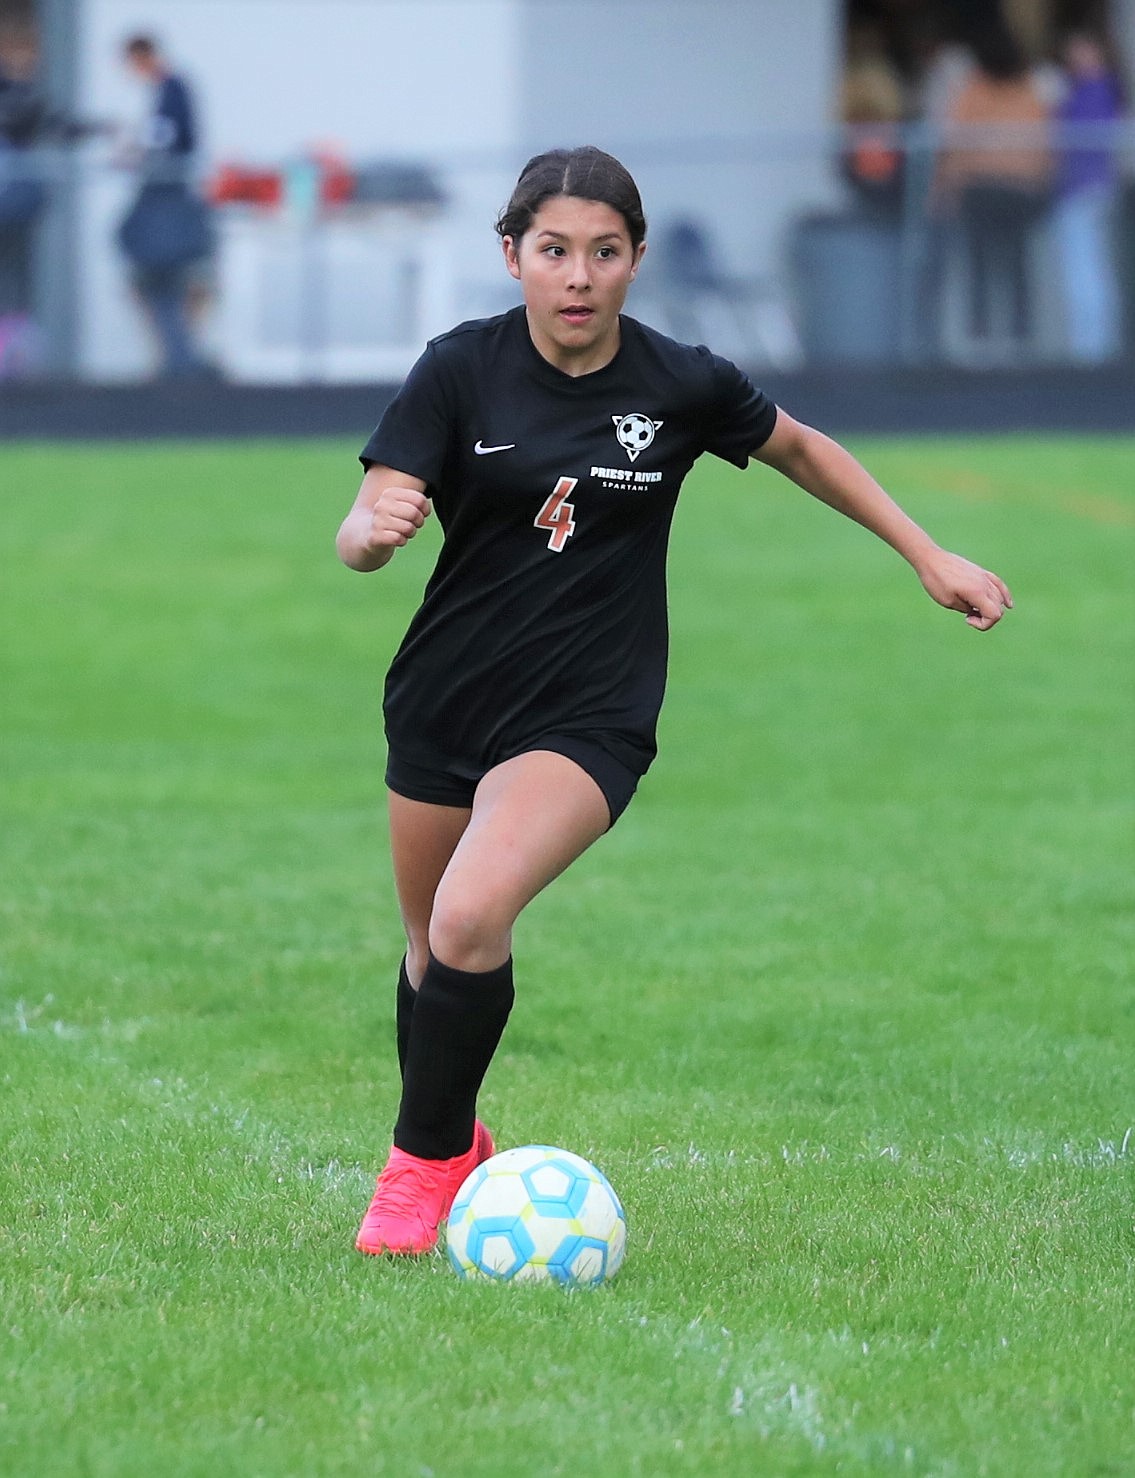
[515,0,842,352]
[75,0,525,376]
[72,0,840,378]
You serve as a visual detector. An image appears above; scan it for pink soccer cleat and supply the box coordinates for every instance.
[356,1120,495,1256]
[450,1119,495,1202]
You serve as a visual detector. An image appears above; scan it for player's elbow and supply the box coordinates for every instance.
[335,517,380,571]
[335,521,356,568]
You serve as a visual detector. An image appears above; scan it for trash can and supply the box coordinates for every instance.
[790,212,902,365]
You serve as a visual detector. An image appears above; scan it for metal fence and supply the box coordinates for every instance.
[2,121,1133,383]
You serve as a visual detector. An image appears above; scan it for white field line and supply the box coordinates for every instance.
[4,994,373,1195]
[624,1310,947,1470]
[646,1134,1133,1173]
[9,997,1130,1193]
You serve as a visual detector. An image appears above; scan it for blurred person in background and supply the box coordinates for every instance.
[0,19,45,373]
[1052,28,1127,363]
[840,16,907,217]
[935,18,1052,360]
[0,19,100,376]
[116,32,215,379]
[903,8,979,362]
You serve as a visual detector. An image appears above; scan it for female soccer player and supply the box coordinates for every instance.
[337,147,1012,1256]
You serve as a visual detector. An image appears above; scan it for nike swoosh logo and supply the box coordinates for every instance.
[474,441,516,455]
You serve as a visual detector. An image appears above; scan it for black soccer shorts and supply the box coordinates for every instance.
[385,734,640,828]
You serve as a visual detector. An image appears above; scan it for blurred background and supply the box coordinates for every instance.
[1,0,1132,424]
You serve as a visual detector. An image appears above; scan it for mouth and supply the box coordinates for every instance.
[559,306,595,325]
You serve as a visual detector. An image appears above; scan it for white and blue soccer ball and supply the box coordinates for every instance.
[446,1145,627,1286]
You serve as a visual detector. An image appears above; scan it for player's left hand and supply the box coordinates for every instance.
[916,549,1013,631]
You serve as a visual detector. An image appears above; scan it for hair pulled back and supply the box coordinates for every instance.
[495,146,647,250]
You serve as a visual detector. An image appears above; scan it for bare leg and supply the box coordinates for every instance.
[358,751,611,1251]
[388,794,471,987]
[428,749,611,972]
[393,747,608,1157]
[388,750,610,979]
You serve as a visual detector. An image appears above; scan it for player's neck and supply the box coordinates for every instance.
[524,311,621,378]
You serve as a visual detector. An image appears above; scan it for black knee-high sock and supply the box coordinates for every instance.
[396,956,416,1079]
[394,952,514,1160]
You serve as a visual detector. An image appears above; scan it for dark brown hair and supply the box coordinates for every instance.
[495,147,647,250]
[968,20,1029,80]
[123,34,158,61]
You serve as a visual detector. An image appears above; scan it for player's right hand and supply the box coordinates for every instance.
[366,486,432,551]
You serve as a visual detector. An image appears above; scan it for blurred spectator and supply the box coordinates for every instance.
[0,21,51,152]
[116,33,215,379]
[901,10,979,363]
[0,20,101,376]
[917,22,975,126]
[840,18,906,215]
[935,20,1052,357]
[0,21,44,373]
[1052,29,1126,363]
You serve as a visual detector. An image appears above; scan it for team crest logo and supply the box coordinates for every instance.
[612,412,663,463]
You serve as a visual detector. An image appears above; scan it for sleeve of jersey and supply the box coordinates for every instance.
[700,352,779,469]
[357,344,454,485]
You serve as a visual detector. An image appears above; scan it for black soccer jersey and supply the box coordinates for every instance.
[359,305,777,778]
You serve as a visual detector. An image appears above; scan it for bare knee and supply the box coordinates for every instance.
[403,932,430,989]
[428,886,512,974]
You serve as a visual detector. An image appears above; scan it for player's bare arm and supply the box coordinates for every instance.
[337,464,431,572]
[753,410,1013,631]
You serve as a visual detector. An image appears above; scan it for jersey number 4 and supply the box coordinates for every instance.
[534,477,578,553]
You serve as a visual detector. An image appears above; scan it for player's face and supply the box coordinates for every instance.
[503,196,646,376]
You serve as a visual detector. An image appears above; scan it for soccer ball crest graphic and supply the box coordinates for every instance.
[612,412,662,462]
[446,1145,627,1286]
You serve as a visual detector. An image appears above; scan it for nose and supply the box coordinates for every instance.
[566,253,593,291]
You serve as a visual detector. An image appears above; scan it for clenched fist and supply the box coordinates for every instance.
[337,466,431,572]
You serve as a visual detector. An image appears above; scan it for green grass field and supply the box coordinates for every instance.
[1,434,1132,1477]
